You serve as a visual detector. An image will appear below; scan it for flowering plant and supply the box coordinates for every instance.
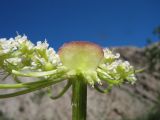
[0,35,138,120]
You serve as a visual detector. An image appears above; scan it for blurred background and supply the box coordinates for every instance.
[0,0,160,120]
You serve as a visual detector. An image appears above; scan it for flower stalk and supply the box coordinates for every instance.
[72,75,87,120]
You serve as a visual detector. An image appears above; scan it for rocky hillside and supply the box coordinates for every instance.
[0,43,160,120]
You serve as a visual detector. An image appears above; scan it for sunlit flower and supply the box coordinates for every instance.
[0,35,138,99]
[36,40,49,49]
[103,48,120,63]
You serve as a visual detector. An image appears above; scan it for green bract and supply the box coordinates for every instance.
[0,35,137,98]
[58,41,104,72]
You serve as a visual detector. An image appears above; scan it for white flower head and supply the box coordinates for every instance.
[103,48,120,63]
[15,35,27,44]
[46,47,61,66]
[36,39,49,49]
[98,58,136,84]
[0,38,17,53]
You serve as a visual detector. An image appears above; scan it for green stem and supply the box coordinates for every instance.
[12,66,66,77]
[0,78,65,99]
[48,81,72,99]
[72,76,87,120]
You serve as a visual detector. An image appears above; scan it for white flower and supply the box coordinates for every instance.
[46,47,61,66]
[120,61,134,72]
[98,59,136,83]
[15,35,34,50]
[0,35,34,53]
[126,74,137,84]
[0,38,17,53]
[15,35,27,44]
[36,39,49,49]
[103,48,120,60]
[5,57,22,65]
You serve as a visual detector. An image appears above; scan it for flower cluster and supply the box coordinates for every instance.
[0,35,138,99]
[97,48,136,87]
[0,35,61,74]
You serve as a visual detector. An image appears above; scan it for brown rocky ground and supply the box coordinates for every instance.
[0,44,160,120]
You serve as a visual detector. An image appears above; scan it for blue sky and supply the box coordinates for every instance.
[0,0,160,50]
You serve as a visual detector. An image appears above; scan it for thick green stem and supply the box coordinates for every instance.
[72,76,87,120]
